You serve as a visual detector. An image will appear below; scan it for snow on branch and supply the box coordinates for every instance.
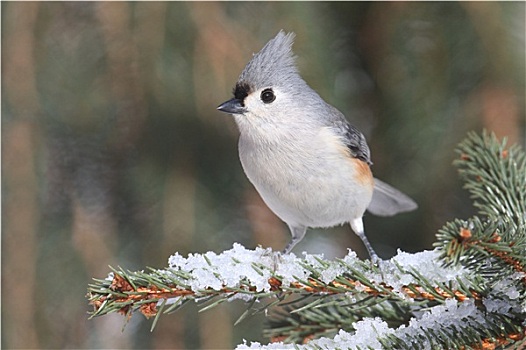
[239,297,525,350]
[87,131,526,348]
[88,245,475,320]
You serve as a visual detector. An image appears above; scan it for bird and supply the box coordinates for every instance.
[217,31,417,262]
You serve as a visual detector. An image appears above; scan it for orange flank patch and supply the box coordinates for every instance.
[319,127,373,188]
[351,158,373,186]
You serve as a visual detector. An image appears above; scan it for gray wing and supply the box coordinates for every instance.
[323,104,415,216]
[367,178,418,216]
[327,106,372,165]
[342,123,372,165]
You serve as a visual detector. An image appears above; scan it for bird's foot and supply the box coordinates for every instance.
[369,255,388,282]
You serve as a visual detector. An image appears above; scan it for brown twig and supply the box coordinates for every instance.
[90,271,480,319]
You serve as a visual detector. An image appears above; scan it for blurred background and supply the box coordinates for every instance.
[2,2,524,349]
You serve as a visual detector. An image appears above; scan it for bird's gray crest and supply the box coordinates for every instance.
[237,31,300,93]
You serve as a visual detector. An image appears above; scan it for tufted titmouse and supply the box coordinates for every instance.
[217,31,417,262]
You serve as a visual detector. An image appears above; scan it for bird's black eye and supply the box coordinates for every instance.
[260,88,276,104]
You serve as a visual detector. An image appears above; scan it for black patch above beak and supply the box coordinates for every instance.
[217,98,246,115]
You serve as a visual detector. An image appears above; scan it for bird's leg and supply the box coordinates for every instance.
[282,224,307,255]
[272,224,307,269]
[267,225,307,273]
[268,224,307,298]
[350,218,381,265]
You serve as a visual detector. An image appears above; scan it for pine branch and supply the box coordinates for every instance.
[436,132,526,281]
[87,131,526,349]
[454,131,526,227]
[264,295,412,344]
[88,248,478,322]
[238,299,525,350]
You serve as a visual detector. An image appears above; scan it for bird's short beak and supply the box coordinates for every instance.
[217,98,246,115]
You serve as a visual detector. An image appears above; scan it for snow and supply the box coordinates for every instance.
[168,244,275,293]
[160,243,490,350]
[302,252,347,284]
[236,299,487,350]
[105,272,114,281]
[483,297,512,315]
[393,299,483,350]
[236,318,394,350]
[237,340,297,350]
[317,319,394,349]
[491,273,523,300]
[379,249,469,292]
[484,272,526,315]
[164,243,473,300]
[275,252,310,287]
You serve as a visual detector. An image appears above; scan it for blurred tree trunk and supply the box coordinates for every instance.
[463,2,523,145]
[2,2,40,348]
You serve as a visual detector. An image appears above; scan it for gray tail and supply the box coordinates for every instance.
[367,178,417,217]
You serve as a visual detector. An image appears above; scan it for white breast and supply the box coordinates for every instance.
[237,123,373,228]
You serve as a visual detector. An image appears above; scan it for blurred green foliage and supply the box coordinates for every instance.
[2,2,524,349]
